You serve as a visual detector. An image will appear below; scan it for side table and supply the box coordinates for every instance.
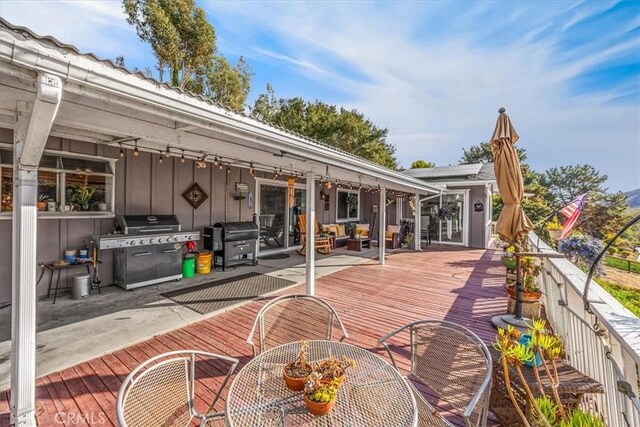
[38,260,102,304]
[346,238,371,252]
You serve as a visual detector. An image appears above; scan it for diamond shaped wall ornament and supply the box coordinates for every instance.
[182,183,208,209]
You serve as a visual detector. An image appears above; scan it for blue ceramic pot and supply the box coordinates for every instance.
[518,334,542,367]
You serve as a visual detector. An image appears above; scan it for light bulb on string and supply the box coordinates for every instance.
[249,162,255,176]
[213,156,219,166]
[158,150,164,163]
[119,142,125,158]
[165,146,170,157]
[181,150,186,163]
[133,139,139,157]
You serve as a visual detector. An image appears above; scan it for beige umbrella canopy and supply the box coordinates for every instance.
[491,108,534,243]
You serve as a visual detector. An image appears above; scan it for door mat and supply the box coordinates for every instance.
[257,253,290,260]
[161,272,296,315]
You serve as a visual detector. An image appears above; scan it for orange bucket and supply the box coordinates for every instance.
[196,251,212,275]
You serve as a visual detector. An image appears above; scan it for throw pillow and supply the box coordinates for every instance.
[385,231,394,239]
[337,224,346,237]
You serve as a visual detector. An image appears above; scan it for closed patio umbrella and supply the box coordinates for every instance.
[491,107,534,332]
[491,107,533,242]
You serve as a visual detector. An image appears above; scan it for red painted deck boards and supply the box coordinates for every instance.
[4,246,507,426]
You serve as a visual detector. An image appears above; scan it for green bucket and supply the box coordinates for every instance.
[182,255,196,278]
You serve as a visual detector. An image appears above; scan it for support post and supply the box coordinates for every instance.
[305,172,316,295]
[11,74,61,427]
[414,192,421,251]
[378,187,386,265]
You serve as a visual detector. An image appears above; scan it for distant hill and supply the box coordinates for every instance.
[626,188,640,208]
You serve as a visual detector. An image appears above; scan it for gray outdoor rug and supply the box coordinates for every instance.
[161,272,296,315]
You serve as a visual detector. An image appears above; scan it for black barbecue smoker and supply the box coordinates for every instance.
[204,222,259,271]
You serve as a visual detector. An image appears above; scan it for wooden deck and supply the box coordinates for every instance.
[1,246,507,426]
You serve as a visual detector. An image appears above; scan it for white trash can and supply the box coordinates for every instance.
[72,274,91,300]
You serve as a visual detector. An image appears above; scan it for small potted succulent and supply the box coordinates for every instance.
[283,341,313,391]
[546,216,563,240]
[303,372,340,416]
[314,356,355,385]
[37,194,48,211]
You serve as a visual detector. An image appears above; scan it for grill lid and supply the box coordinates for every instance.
[116,215,181,234]
[213,221,259,241]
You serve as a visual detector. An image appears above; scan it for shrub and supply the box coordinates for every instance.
[558,235,604,276]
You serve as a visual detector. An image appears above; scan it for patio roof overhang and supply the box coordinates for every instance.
[0,20,441,196]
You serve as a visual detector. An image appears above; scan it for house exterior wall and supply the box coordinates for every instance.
[0,129,257,303]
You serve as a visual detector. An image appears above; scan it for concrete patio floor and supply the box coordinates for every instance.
[0,247,382,391]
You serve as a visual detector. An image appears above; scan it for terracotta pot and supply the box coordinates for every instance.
[320,371,345,386]
[304,394,336,416]
[283,363,312,391]
[507,286,542,302]
[37,201,47,211]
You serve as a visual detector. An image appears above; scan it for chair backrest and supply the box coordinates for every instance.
[380,320,492,427]
[297,214,320,236]
[387,224,401,233]
[247,294,349,356]
[117,350,239,427]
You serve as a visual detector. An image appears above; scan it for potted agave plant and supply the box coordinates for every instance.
[303,372,340,416]
[494,321,605,427]
[283,341,313,391]
[314,356,355,385]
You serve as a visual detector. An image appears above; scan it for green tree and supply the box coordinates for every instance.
[186,56,253,112]
[123,0,215,88]
[410,160,435,169]
[251,85,397,168]
[539,164,629,239]
[459,141,526,164]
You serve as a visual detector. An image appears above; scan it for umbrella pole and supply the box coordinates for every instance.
[514,252,523,319]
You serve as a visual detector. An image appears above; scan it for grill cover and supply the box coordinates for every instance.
[213,221,259,241]
[115,215,181,234]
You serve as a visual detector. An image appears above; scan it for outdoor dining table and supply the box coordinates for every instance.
[226,340,418,426]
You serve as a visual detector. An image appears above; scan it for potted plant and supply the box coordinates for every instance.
[502,245,517,270]
[506,256,542,302]
[303,372,340,416]
[403,232,415,248]
[283,341,313,391]
[546,216,563,240]
[493,322,605,427]
[314,356,355,385]
[71,185,97,211]
[37,194,48,211]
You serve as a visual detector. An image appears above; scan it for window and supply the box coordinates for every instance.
[0,147,115,216]
[337,189,360,222]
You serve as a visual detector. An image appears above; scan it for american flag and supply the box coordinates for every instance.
[559,194,587,239]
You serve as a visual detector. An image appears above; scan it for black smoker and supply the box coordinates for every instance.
[204,222,259,271]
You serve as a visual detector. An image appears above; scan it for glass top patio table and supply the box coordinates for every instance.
[226,340,417,426]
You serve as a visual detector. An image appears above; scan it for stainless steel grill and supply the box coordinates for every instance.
[93,215,200,290]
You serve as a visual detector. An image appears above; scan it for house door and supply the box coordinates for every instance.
[256,180,306,253]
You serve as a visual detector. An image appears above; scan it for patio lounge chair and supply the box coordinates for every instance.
[379,320,493,427]
[116,350,239,427]
[247,294,349,357]
[295,214,332,255]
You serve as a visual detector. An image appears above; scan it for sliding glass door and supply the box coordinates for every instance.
[257,180,306,253]
[420,191,468,246]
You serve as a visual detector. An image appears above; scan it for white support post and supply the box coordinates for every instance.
[11,74,61,427]
[378,187,386,265]
[305,172,316,295]
[414,192,421,251]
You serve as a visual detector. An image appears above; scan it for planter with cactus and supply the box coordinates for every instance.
[283,341,313,391]
[303,373,339,416]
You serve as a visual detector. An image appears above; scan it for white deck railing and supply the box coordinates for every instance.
[529,233,640,427]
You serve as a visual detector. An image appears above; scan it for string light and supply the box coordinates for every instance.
[181,150,185,163]
[133,139,139,156]
[249,162,255,176]
[165,146,170,156]
[158,150,164,163]
[213,156,219,166]
[219,163,224,170]
[119,142,125,158]
[227,165,231,174]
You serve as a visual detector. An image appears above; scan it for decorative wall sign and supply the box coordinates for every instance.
[474,202,484,212]
[182,183,208,209]
[247,191,254,209]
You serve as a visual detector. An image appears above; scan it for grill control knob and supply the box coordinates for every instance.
[150,239,155,244]
[140,240,146,245]
[174,237,180,242]
[158,238,164,243]
[129,240,136,246]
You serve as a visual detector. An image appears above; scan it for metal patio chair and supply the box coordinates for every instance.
[379,320,493,427]
[247,294,349,357]
[116,350,239,427]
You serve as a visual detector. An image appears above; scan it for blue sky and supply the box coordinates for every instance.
[2,0,639,192]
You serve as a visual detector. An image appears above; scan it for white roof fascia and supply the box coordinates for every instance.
[0,28,441,195]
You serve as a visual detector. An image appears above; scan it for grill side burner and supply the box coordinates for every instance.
[93,215,200,290]
[207,222,259,271]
